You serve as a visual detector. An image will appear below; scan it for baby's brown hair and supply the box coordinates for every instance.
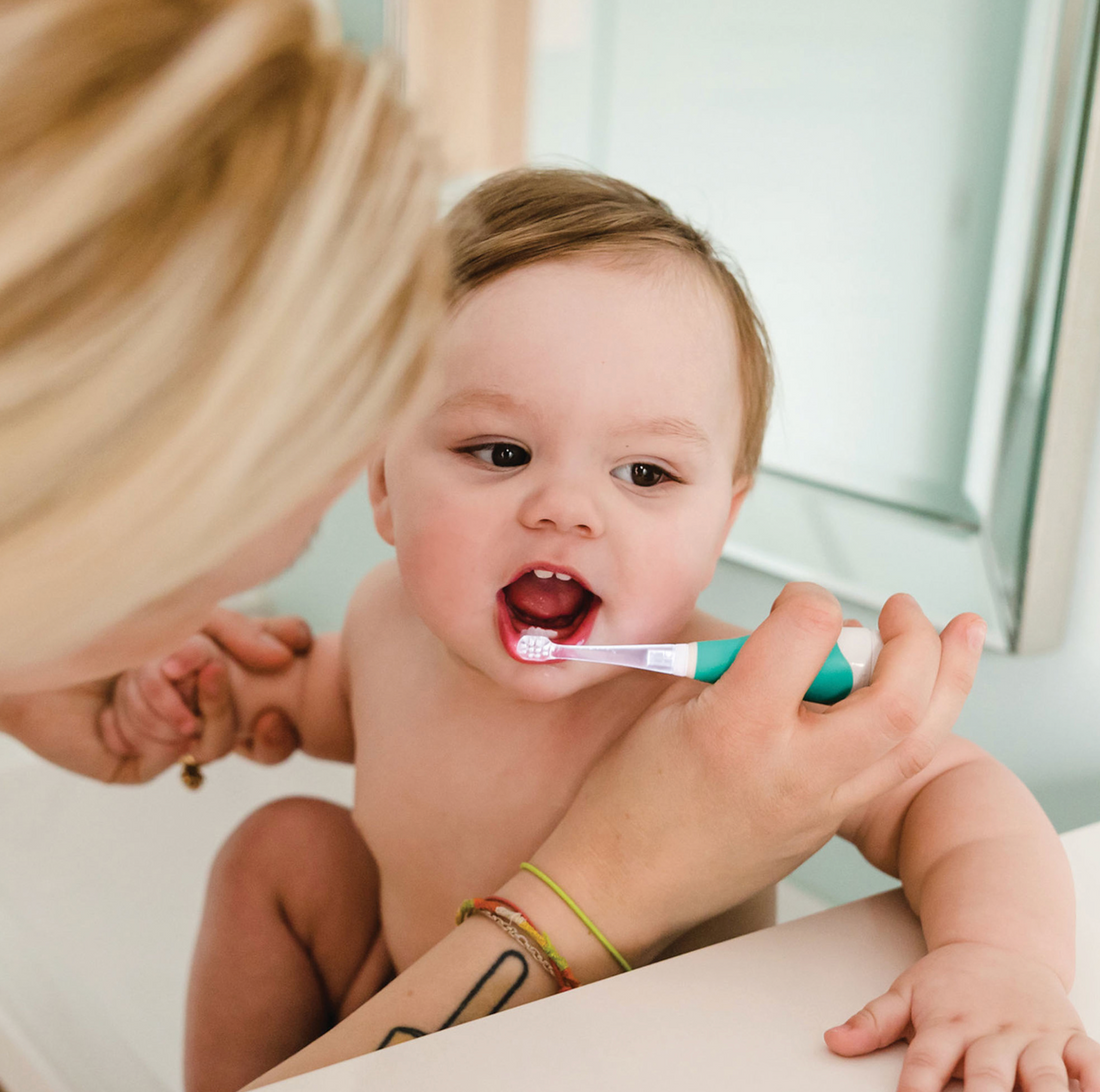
[445,168,773,481]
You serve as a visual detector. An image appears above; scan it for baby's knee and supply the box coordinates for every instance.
[209,796,358,901]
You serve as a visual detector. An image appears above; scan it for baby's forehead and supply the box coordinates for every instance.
[423,254,743,455]
[446,251,742,381]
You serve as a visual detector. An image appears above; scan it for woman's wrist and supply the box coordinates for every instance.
[496,850,674,985]
[495,869,626,985]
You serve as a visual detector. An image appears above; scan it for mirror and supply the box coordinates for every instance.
[407,0,1100,651]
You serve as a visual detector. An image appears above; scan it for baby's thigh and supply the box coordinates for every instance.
[205,796,389,1010]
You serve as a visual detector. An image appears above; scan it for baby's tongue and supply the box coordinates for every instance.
[505,571,586,625]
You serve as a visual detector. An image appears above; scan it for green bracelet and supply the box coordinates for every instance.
[520,861,632,973]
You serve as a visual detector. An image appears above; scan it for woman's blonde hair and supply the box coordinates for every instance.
[446,168,772,481]
[0,0,445,669]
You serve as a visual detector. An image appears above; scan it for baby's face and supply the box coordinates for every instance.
[374,254,748,701]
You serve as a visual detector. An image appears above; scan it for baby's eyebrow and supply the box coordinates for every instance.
[433,390,710,447]
[612,415,711,447]
[433,388,524,415]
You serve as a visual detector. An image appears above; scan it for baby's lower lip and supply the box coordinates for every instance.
[497,593,601,663]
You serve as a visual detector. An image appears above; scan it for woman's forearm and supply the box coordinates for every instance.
[898,755,1075,987]
[246,870,624,1087]
[0,685,125,782]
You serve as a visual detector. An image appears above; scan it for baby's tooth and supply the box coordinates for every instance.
[534,569,554,579]
[554,572,572,581]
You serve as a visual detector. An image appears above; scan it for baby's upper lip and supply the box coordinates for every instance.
[503,562,594,593]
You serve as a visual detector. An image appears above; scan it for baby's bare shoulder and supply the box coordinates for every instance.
[342,561,415,659]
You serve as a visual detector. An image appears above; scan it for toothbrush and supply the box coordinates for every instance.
[515,627,882,705]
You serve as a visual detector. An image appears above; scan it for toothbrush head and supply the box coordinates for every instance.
[516,634,557,661]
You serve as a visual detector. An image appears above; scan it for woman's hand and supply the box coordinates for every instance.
[530,584,986,963]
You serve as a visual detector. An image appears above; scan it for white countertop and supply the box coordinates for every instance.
[269,822,1100,1092]
[0,740,1095,1092]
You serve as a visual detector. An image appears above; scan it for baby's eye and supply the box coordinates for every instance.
[612,462,675,488]
[462,442,531,468]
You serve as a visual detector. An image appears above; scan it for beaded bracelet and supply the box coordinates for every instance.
[457,896,581,992]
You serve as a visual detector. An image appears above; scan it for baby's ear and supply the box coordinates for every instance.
[367,449,395,546]
[724,475,753,536]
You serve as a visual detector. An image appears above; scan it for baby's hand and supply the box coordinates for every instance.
[99,634,236,777]
[826,941,1100,1090]
[98,612,308,781]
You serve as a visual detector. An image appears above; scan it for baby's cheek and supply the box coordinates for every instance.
[393,507,485,620]
[616,563,703,640]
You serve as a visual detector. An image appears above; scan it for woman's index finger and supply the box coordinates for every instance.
[714,582,844,723]
[819,609,985,812]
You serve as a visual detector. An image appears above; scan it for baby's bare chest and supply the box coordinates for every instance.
[348,684,604,971]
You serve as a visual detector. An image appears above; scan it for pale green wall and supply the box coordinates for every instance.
[337,0,385,53]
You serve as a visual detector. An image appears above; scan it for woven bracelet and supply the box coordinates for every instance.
[457,896,580,991]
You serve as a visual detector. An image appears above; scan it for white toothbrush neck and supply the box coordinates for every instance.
[549,642,685,675]
[672,643,696,678]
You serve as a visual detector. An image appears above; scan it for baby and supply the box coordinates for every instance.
[114,169,1095,1092]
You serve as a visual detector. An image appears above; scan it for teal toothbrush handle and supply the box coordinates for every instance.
[693,632,877,705]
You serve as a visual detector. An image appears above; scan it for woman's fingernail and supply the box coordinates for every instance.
[162,657,182,677]
[260,634,286,652]
[968,620,987,652]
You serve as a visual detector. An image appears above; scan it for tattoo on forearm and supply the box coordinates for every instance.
[377,950,530,1049]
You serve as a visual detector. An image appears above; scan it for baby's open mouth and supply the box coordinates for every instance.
[498,567,601,658]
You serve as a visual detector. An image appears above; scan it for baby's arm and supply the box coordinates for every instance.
[832,731,1100,1089]
[109,628,355,767]
[216,630,355,763]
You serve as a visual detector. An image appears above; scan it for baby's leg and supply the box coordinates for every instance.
[185,797,391,1092]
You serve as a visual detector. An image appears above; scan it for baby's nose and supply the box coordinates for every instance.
[517,480,603,537]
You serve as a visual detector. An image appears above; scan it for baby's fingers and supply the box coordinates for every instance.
[1064,1032,1100,1091]
[184,662,238,765]
[825,987,912,1057]
[1015,1036,1077,1092]
[963,1035,1037,1092]
[134,666,199,737]
[116,671,191,745]
[895,1026,968,1092]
